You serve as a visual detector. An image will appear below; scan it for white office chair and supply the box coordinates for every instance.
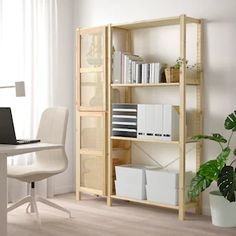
[7,107,71,224]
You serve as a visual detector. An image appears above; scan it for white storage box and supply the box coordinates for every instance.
[145,169,193,205]
[115,180,146,200]
[115,164,158,200]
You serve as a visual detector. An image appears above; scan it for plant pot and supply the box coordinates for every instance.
[164,68,199,84]
[164,68,179,83]
[209,191,236,227]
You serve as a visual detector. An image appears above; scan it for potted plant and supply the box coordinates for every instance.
[165,57,197,83]
[188,110,236,227]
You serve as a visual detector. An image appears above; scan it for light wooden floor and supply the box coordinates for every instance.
[8,193,236,236]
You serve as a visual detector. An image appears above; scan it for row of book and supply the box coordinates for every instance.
[112,51,164,84]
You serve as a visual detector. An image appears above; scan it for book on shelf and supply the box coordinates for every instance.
[112,51,122,84]
[112,51,164,85]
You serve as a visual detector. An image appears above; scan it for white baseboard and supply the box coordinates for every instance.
[54,184,75,195]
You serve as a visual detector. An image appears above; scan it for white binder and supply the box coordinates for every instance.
[162,105,179,141]
[145,105,153,138]
[154,104,163,139]
[137,104,146,138]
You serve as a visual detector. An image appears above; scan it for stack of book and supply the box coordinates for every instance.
[112,51,163,84]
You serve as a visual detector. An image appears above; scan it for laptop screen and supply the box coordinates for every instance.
[0,108,17,144]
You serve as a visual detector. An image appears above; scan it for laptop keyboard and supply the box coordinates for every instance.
[16,139,40,145]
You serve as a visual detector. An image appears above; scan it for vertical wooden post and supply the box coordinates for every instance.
[196,19,204,215]
[107,24,112,206]
[103,27,108,196]
[126,30,133,164]
[179,14,186,221]
[76,29,81,201]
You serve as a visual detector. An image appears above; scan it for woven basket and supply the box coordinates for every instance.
[165,68,180,83]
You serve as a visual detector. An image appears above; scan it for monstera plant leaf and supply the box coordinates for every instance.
[217,166,236,202]
[197,160,221,181]
[188,175,212,200]
[192,133,227,143]
[188,148,231,200]
[225,111,236,131]
[216,147,231,170]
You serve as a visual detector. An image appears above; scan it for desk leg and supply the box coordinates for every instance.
[0,156,7,236]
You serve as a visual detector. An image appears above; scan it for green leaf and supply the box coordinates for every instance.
[188,175,212,200]
[192,133,227,143]
[216,147,231,170]
[217,166,236,202]
[197,160,220,181]
[224,111,236,131]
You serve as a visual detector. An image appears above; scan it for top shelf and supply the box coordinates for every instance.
[111,15,201,30]
[111,82,199,87]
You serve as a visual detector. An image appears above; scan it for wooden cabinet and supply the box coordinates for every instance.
[76,27,107,199]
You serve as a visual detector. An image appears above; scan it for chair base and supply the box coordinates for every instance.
[8,186,71,225]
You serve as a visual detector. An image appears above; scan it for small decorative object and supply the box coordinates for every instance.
[164,57,197,83]
[188,110,236,227]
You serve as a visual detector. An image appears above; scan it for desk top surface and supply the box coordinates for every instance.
[0,143,63,156]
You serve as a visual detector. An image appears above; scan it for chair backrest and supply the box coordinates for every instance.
[35,107,69,173]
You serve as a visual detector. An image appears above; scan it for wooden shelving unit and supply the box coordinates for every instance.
[107,15,203,221]
[76,14,203,221]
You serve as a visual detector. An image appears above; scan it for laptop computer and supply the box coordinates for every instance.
[0,107,40,145]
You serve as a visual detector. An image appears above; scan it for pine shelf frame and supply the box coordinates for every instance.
[107,14,204,221]
[76,15,203,221]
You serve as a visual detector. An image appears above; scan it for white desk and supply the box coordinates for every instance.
[0,143,63,236]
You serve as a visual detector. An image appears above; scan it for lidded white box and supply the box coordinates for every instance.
[115,164,159,200]
[145,169,193,205]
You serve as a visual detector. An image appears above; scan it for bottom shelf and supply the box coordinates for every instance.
[111,195,197,210]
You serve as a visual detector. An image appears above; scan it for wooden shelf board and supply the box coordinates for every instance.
[80,187,103,196]
[80,66,103,73]
[111,83,179,87]
[111,82,199,88]
[185,201,198,210]
[79,148,103,156]
[111,195,197,210]
[111,195,179,210]
[110,136,179,144]
[112,16,201,30]
[111,136,197,144]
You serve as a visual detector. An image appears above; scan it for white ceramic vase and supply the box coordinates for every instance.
[209,191,236,227]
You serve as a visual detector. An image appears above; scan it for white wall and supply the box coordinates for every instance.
[53,0,75,195]
[73,0,236,215]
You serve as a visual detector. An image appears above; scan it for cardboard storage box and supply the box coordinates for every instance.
[145,169,193,205]
[115,164,158,200]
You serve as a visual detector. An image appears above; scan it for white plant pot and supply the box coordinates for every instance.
[209,191,236,227]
